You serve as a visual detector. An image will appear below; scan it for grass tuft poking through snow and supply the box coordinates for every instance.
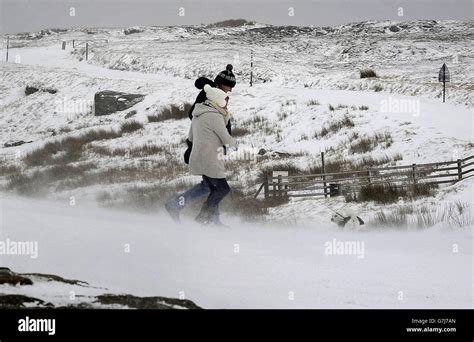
[24,129,122,167]
[149,103,192,122]
[313,115,355,138]
[360,69,378,78]
[120,120,144,133]
[349,132,393,154]
[371,201,472,229]
[345,182,437,204]
[89,144,167,157]
[306,99,320,106]
[7,163,96,195]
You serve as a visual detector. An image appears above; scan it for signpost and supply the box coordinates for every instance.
[250,50,253,87]
[438,63,450,103]
[6,36,9,62]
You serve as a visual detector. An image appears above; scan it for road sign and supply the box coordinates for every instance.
[438,63,450,103]
[438,63,450,82]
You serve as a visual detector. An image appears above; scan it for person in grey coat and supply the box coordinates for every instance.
[188,85,237,225]
[165,65,236,224]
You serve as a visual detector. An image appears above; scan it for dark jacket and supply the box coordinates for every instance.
[184,77,232,164]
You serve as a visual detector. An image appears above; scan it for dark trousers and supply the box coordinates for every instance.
[200,175,230,220]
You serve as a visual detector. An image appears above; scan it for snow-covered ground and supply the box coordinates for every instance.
[1,193,472,309]
[0,20,473,308]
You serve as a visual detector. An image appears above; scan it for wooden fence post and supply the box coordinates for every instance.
[86,42,88,61]
[367,170,371,184]
[264,176,269,199]
[254,182,265,199]
[457,159,462,180]
[72,39,75,48]
[6,36,9,62]
[412,164,417,185]
[321,152,327,198]
[250,50,253,87]
[277,175,282,196]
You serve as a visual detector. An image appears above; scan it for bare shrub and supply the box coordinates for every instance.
[231,126,250,137]
[120,120,143,134]
[277,112,288,120]
[373,84,383,92]
[155,103,192,122]
[349,132,392,154]
[0,164,21,177]
[58,160,187,191]
[349,137,373,154]
[345,182,437,204]
[360,69,377,78]
[314,115,354,138]
[393,153,403,161]
[7,163,96,195]
[372,202,472,229]
[348,183,407,204]
[97,183,190,212]
[373,208,409,229]
[307,99,320,106]
[356,155,391,168]
[147,115,160,123]
[242,115,266,127]
[89,144,166,157]
[24,129,122,166]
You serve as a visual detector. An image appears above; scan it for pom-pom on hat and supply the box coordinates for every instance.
[214,64,236,88]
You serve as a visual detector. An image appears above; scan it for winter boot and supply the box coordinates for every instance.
[195,204,213,225]
[165,201,181,223]
[213,221,229,228]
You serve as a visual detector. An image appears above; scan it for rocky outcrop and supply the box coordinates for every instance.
[0,294,53,308]
[4,140,33,148]
[124,27,143,35]
[25,85,57,95]
[22,272,88,286]
[0,268,202,309]
[0,267,33,285]
[125,110,137,119]
[94,91,145,116]
[95,294,201,309]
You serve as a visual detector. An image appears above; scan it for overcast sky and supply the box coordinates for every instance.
[1,0,472,34]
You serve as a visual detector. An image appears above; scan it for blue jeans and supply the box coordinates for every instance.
[201,176,230,216]
[168,178,221,224]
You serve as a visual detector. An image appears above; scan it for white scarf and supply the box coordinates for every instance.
[206,100,231,125]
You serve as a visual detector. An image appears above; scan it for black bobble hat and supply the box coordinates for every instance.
[214,64,236,88]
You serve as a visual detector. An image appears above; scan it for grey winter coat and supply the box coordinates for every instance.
[188,102,237,179]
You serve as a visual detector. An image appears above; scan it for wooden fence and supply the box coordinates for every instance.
[254,155,474,199]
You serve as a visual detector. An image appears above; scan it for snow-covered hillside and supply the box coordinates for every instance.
[0,20,472,308]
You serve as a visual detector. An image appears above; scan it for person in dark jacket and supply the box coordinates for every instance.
[165,64,236,224]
